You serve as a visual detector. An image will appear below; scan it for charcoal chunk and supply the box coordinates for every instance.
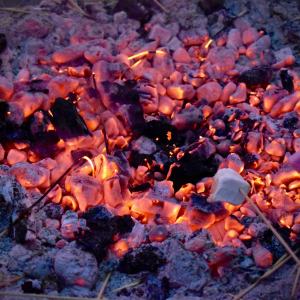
[22,280,43,294]
[167,156,219,191]
[48,97,92,140]
[187,193,228,228]
[101,81,145,136]
[43,203,64,219]
[82,205,113,225]
[197,0,224,14]
[78,207,134,261]
[113,0,154,25]
[144,275,168,300]
[145,120,178,146]
[280,69,294,94]
[283,111,299,130]
[30,131,60,158]
[242,152,260,169]
[118,244,165,274]
[259,227,293,262]
[238,65,273,89]
[0,33,7,54]
[182,138,216,161]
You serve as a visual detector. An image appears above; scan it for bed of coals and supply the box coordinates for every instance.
[1,0,300,299]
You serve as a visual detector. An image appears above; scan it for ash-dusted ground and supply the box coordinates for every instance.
[0,0,300,300]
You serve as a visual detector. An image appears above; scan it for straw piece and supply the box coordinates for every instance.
[97,271,112,299]
[111,280,141,293]
[292,266,300,298]
[233,249,299,300]
[0,274,25,288]
[0,7,30,14]
[240,188,300,268]
[67,0,90,17]
[0,291,98,300]
[153,0,170,14]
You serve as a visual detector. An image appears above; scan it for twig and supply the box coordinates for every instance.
[153,0,170,14]
[0,274,25,288]
[0,7,30,14]
[92,73,110,155]
[233,249,299,300]
[292,266,300,298]
[0,291,101,300]
[240,188,300,267]
[211,9,248,40]
[97,271,112,299]
[67,0,90,17]
[111,280,141,293]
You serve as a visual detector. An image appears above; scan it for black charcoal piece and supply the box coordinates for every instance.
[167,156,219,191]
[11,219,28,243]
[21,280,43,294]
[113,0,154,25]
[0,33,7,54]
[197,0,224,15]
[48,97,92,140]
[238,65,273,89]
[144,274,168,300]
[78,207,134,261]
[242,152,260,169]
[43,203,64,219]
[30,131,60,158]
[101,81,146,136]
[110,215,135,235]
[144,120,178,146]
[181,138,216,161]
[82,205,114,225]
[71,149,92,163]
[118,244,165,274]
[130,182,152,193]
[280,69,294,94]
[283,111,299,130]
[187,193,228,228]
[259,227,293,262]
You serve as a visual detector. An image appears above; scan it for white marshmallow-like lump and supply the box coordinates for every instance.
[207,168,251,206]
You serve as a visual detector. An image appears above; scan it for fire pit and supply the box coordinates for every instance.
[0,0,300,299]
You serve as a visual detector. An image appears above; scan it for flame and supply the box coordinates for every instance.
[128,50,168,60]
[131,59,142,68]
[167,131,172,140]
[82,156,95,177]
[48,110,53,117]
[205,39,213,48]
[7,111,11,115]
[111,239,129,258]
[128,51,151,60]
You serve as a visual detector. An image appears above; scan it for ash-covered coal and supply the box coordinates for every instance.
[75,205,134,261]
[118,244,165,274]
[101,80,146,137]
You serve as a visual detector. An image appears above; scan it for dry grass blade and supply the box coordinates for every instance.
[111,280,141,293]
[240,188,300,267]
[0,274,25,288]
[233,249,299,300]
[292,266,300,298]
[153,0,170,14]
[0,291,100,300]
[0,7,30,14]
[97,271,112,299]
[67,0,90,17]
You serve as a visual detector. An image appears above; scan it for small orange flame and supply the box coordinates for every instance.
[82,156,95,177]
[205,39,213,49]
